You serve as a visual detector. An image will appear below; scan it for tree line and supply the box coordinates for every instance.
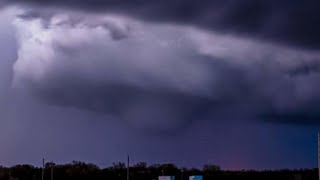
[0,161,317,180]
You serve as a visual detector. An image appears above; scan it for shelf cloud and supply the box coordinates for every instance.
[11,11,320,129]
[4,0,320,50]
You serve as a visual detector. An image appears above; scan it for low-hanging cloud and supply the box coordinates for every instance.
[4,0,320,50]
[12,11,320,130]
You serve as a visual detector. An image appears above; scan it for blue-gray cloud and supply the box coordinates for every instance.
[4,0,320,49]
[11,12,320,128]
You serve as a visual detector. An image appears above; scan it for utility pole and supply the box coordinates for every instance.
[318,131,320,180]
[51,162,54,180]
[42,158,45,180]
[181,169,184,180]
[127,155,130,180]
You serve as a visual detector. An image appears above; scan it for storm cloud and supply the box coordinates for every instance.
[1,2,320,170]
[3,0,320,50]
[11,11,320,129]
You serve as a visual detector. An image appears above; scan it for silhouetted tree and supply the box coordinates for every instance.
[0,162,317,180]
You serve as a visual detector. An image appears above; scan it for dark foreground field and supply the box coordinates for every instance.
[0,162,317,180]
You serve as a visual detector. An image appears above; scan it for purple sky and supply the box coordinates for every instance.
[0,1,320,170]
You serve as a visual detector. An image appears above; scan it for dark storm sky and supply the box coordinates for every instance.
[0,1,320,169]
